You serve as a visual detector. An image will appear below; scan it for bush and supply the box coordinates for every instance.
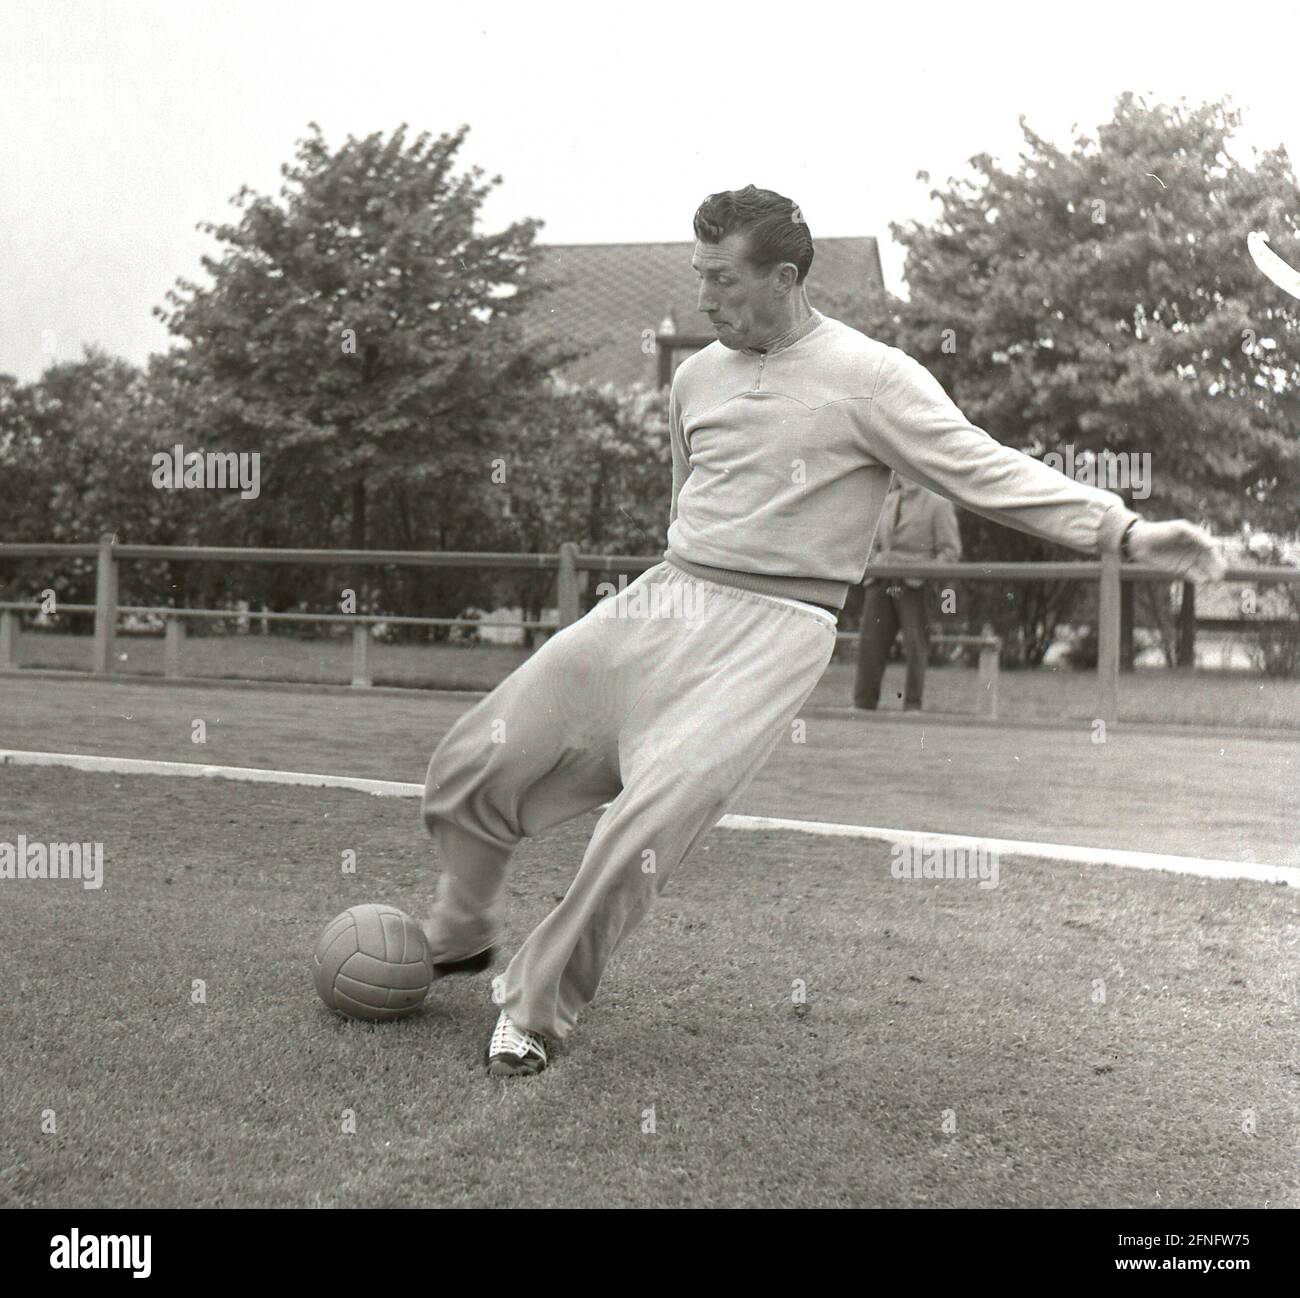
[1254,622,1300,678]
[1245,540,1300,679]
[1061,624,1099,671]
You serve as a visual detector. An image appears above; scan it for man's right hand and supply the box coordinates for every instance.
[1126,520,1227,582]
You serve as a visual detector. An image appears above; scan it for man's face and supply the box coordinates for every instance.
[691,233,784,350]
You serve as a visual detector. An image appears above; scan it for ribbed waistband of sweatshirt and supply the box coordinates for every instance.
[661,550,849,612]
[654,559,839,631]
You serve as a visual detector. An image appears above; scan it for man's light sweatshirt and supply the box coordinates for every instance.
[665,309,1139,610]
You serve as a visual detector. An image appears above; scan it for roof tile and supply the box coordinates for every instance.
[522,237,884,387]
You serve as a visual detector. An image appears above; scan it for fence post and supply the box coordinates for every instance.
[978,624,999,719]
[92,532,119,676]
[164,616,185,678]
[1176,580,1196,668]
[557,542,580,629]
[0,608,17,671]
[1098,553,1121,726]
[351,623,371,687]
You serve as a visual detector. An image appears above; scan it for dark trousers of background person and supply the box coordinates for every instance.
[853,582,929,710]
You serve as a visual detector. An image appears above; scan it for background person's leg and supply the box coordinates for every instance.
[898,585,930,709]
[853,582,900,709]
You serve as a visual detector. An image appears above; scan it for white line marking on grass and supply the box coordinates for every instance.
[3,748,1296,888]
[716,814,1300,888]
[0,749,421,799]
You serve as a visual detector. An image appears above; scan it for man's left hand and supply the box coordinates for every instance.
[1126,520,1227,582]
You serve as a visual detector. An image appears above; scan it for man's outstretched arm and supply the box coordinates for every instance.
[866,349,1225,581]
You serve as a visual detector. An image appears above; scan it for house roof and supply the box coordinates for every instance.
[521,237,885,387]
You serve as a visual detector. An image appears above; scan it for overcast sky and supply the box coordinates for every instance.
[2,0,1298,383]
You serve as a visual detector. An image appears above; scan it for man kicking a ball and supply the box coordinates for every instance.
[420,185,1224,1077]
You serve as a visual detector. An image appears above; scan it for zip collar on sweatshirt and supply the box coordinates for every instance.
[742,308,825,358]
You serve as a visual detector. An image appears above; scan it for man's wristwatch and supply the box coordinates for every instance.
[1119,519,1139,562]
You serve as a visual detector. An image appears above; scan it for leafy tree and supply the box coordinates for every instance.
[0,373,44,540]
[477,380,671,642]
[0,349,188,613]
[826,93,1300,665]
[496,380,669,552]
[156,121,569,576]
[0,372,50,610]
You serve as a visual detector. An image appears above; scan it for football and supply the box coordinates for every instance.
[312,904,432,1021]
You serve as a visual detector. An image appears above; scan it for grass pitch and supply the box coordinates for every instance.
[11,628,1300,730]
[1,766,1297,1209]
[2,674,1296,866]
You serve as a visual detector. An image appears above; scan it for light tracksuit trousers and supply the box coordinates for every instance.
[420,560,839,1041]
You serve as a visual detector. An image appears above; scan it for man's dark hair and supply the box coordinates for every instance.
[693,184,814,284]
